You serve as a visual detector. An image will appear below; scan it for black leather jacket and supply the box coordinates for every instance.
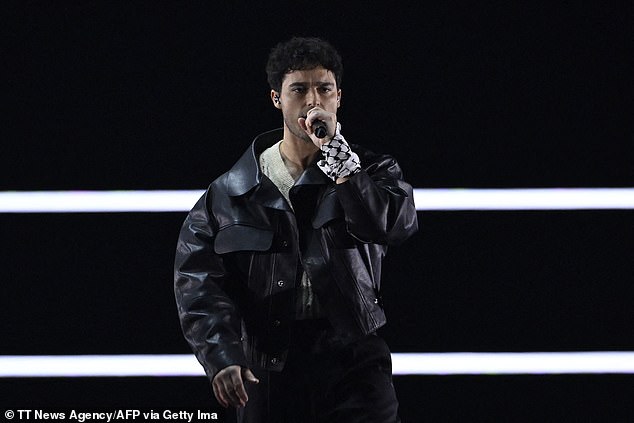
[174,128,418,381]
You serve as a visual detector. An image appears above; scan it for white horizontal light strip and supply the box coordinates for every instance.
[412,188,634,210]
[1,188,634,212]
[390,352,634,375]
[0,190,205,213]
[0,355,194,378]
[1,353,633,377]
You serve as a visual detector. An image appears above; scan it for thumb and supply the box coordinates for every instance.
[297,117,309,132]
[242,368,259,384]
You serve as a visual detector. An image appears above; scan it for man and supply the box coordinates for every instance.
[174,37,418,423]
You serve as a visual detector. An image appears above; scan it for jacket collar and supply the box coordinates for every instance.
[225,128,331,197]
[223,128,340,221]
[225,128,283,197]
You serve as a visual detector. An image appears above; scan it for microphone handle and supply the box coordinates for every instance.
[314,121,328,139]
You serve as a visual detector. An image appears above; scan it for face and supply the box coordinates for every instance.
[271,66,341,143]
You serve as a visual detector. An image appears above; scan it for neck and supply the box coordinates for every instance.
[280,128,320,172]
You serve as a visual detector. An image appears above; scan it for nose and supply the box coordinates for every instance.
[306,87,320,107]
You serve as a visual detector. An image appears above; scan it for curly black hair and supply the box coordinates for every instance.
[266,37,343,92]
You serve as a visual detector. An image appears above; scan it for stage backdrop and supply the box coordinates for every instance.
[3,2,633,421]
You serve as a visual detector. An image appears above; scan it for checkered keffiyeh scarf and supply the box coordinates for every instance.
[317,123,361,181]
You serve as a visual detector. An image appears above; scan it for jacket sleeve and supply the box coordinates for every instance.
[335,151,418,245]
[173,190,247,381]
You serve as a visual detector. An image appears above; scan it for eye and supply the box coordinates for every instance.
[291,87,306,93]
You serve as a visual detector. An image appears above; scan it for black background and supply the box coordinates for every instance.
[3,2,634,421]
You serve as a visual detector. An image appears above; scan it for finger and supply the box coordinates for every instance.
[223,387,242,408]
[212,381,229,408]
[230,371,248,406]
[227,389,243,408]
[243,368,260,384]
[297,117,309,132]
[305,108,321,128]
[222,378,244,408]
[306,110,336,141]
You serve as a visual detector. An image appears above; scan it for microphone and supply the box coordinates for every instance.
[313,121,328,139]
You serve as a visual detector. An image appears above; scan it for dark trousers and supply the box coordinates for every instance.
[234,321,400,423]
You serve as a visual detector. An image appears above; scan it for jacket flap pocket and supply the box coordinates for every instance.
[214,224,273,254]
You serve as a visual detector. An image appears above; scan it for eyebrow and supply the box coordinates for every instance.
[288,81,335,88]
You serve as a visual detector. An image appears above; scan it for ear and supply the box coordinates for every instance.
[271,90,282,109]
[337,89,342,108]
